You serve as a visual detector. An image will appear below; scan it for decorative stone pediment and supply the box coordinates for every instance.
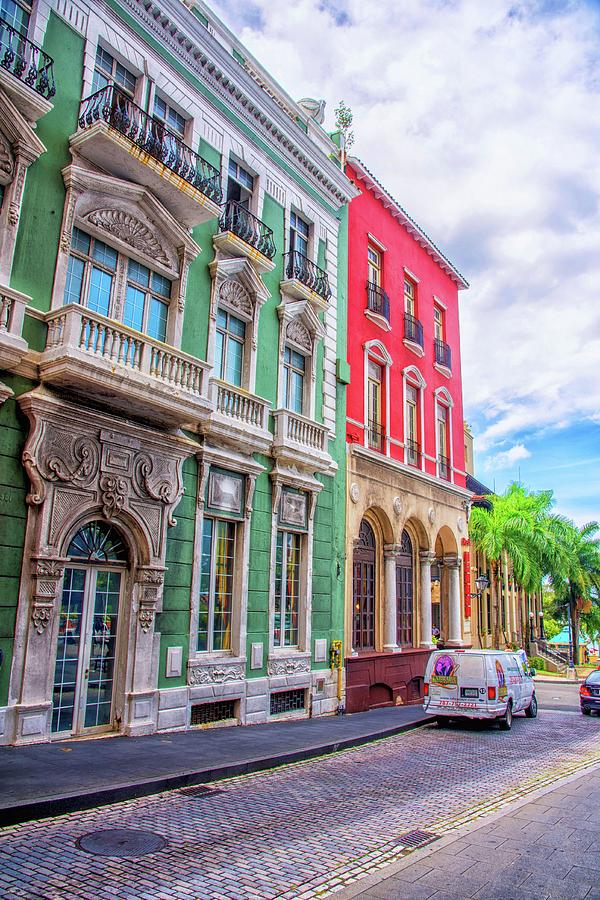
[219,278,253,320]
[63,164,199,273]
[19,388,196,566]
[209,255,270,309]
[85,208,170,268]
[285,317,311,351]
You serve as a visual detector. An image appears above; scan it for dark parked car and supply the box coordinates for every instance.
[580,669,600,715]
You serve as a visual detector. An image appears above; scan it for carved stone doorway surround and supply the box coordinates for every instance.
[7,387,197,744]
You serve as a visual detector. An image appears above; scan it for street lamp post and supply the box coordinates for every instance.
[538,610,546,642]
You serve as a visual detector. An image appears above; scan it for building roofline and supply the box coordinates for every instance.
[348,156,469,289]
[118,0,358,208]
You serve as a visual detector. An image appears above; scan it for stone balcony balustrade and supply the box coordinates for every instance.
[70,85,222,229]
[40,304,212,429]
[272,408,332,473]
[0,285,29,371]
[206,378,272,453]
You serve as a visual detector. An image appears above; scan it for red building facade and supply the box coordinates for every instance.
[344,158,472,713]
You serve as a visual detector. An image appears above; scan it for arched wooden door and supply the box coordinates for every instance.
[396,529,414,646]
[353,520,376,651]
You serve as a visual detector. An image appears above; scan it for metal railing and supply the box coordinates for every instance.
[78,85,222,203]
[434,338,452,370]
[285,250,331,301]
[0,16,55,99]
[406,438,421,468]
[219,199,276,259]
[212,380,269,430]
[45,305,208,397]
[368,419,385,452]
[273,409,328,453]
[438,454,451,481]
[366,281,389,320]
[404,312,423,348]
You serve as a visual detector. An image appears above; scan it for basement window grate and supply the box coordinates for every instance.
[190,700,235,726]
[179,785,225,799]
[397,830,439,849]
[270,689,305,715]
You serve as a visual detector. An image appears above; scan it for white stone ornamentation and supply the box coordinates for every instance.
[267,657,311,676]
[393,496,402,516]
[285,318,312,351]
[187,663,245,685]
[86,209,170,267]
[428,507,436,524]
[349,483,360,504]
[219,279,253,318]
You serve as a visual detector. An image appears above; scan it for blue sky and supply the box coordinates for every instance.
[209,0,600,526]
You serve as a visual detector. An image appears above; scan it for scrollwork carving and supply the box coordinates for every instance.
[267,657,311,676]
[99,474,127,519]
[188,664,245,685]
[86,209,170,267]
[286,318,312,351]
[219,279,253,319]
[0,131,14,179]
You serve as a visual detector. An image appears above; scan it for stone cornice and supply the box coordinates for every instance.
[351,443,472,502]
[114,0,358,208]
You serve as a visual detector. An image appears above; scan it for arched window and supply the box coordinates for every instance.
[353,519,376,651]
[67,521,127,563]
[396,530,414,646]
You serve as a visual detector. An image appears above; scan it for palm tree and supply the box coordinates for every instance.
[550,522,600,665]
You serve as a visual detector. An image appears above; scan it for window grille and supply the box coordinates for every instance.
[190,700,235,725]
[270,689,305,715]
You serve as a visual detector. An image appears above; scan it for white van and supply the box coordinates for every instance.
[423,649,537,730]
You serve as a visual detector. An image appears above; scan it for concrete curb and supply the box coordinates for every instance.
[332,760,600,899]
[0,714,431,828]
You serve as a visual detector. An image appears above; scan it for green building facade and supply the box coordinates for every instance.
[0,0,355,743]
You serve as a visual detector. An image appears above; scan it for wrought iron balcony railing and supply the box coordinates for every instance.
[219,199,276,260]
[0,17,55,99]
[368,419,385,452]
[438,454,451,481]
[406,438,421,468]
[285,250,331,301]
[366,281,390,321]
[434,337,452,370]
[404,312,424,348]
[78,85,222,203]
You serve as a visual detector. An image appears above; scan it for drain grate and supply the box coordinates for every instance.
[397,829,439,849]
[76,829,167,858]
[178,785,225,799]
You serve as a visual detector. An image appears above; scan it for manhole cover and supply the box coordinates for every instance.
[76,829,167,858]
[397,829,439,848]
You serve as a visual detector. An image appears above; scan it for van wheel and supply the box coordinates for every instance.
[436,716,449,727]
[525,694,538,718]
[498,701,513,730]
[582,707,591,716]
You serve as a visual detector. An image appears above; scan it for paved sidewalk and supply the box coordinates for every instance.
[0,705,429,825]
[338,762,600,900]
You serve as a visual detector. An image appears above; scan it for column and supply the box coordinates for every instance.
[445,555,462,646]
[383,544,400,652]
[419,550,435,649]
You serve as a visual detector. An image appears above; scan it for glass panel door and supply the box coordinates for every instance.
[52,566,121,736]
[83,570,121,730]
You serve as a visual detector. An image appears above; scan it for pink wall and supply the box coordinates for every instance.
[345,162,467,487]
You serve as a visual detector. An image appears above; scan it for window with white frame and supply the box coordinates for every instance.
[434,305,444,341]
[289,210,309,257]
[226,158,254,207]
[91,46,136,97]
[63,227,171,342]
[405,382,420,466]
[214,308,246,386]
[367,359,383,451]
[152,93,186,136]
[197,468,246,654]
[1,0,30,32]
[273,488,308,650]
[404,277,416,316]
[436,393,452,480]
[282,345,306,414]
[368,245,381,286]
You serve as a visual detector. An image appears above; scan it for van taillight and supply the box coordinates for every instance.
[424,683,429,696]
[580,685,591,697]
[488,686,496,701]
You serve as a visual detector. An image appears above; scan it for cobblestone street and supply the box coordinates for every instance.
[1,710,599,899]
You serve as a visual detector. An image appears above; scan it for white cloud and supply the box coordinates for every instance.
[483,443,531,471]
[210,0,600,463]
